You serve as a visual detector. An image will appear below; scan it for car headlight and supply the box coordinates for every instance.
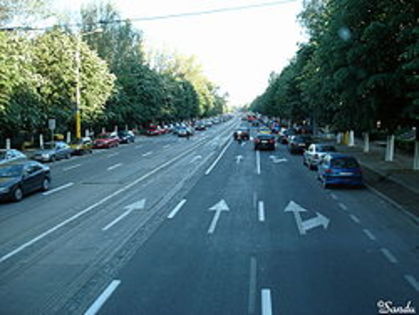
[42,153,50,158]
[0,187,10,194]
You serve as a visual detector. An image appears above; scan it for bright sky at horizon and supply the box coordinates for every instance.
[53,0,306,107]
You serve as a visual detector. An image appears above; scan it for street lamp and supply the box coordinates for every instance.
[75,28,103,139]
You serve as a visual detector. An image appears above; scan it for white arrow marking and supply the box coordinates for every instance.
[284,201,306,235]
[284,201,330,235]
[190,155,202,163]
[301,212,330,232]
[236,155,244,164]
[208,199,230,234]
[241,141,246,146]
[102,199,146,231]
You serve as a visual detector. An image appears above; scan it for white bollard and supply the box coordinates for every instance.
[385,135,395,162]
[114,125,118,132]
[363,132,370,153]
[336,132,343,144]
[85,129,90,137]
[125,124,128,131]
[67,131,71,143]
[6,138,11,149]
[348,130,355,147]
[102,127,106,134]
[413,141,419,170]
[40,134,44,149]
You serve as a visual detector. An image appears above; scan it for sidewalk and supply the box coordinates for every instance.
[334,139,419,222]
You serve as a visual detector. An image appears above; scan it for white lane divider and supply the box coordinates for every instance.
[167,199,187,219]
[404,275,419,292]
[261,289,273,315]
[107,163,122,171]
[84,280,121,315]
[349,214,361,224]
[107,152,119,158]
[43,182,74,196]
[258,201,265,222]
[142,151,153,157]
[338,202,348,211]
[256,150,261,175]
[330,193,338,200]
[362,229,376,241]
[380,248,398,264]
[63,164,82,172]
[205,138,233,175]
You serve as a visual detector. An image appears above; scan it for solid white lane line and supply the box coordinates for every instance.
[84,280,121,315]
[258,201,265,222]
[107,152,119,158]
[256,150,261,175]
[261,289,273,315]
[248,257,257,314]
[102,208,134,231]
[63,164,82,171]
[338,202,348,211]
[107,163,122,171]
[404,275,419,292]
[0,138,208,264]
[349,214,361,224]
[362,229,377,241]
[330,193,338,200]
[42,182,74,196]
[167,199,187,219]
[380,248,398,264]
[205,138,233,175]
[142,151,153,157]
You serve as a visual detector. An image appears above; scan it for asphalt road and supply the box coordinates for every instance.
[0,118,417,315]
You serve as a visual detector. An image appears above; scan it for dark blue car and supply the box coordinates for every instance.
[317,153,363,188]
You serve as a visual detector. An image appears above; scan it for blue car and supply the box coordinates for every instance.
[317,153,363,188]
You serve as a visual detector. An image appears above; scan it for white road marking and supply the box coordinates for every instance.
[362,229,376,241]
[142,151,153,157]
[261,289,273,315]
[205,138,233,175]
[63,164,82,171]
[258,201,265,222]
[207,200,230,234]
[404,275,419,292]
[330,193,338,200]
[338,202,348,211]
[248,257,257,314]
[256,150,261,175]
[0,137,208,264]
[380,248,398,264]
[42,182,74,196]
[84,280,121,315]
[349,214,361,224]
[163,144,170,148]
[102,209,134,231]
[167,199,187,219]
[107,152,119,158]
[241,141,246,146]
[253,192,257,210]
[190,155,202,164]
[107,163,122,171]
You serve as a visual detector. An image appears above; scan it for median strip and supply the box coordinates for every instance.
[42,182,74,196]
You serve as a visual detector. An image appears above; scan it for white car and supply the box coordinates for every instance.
[0,149,27,164]
[303,143,337,170]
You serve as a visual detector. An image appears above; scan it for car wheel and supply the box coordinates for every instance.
[41,178,50,191]
[12,186,23,202]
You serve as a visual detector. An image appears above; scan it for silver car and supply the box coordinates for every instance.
[303,143,337,170]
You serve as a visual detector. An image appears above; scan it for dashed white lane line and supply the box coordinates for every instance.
[362,229,377,241]
[107,152,119,158]
[248,257,257,314]
[404,275,419,292]
[338,202,348,211]
[63,164,82,171]
[42,182,74,196]
[107,163,122,171]
[349,214,361,224]
[84,280,121,315]
[380,248,398,264]
[205,138,233,175]
[256,150,261,175]
[167,199,187,219]
[261,289,273,315]
[258,201,265,222]
[330,193,338,200]
[142,151,153,157]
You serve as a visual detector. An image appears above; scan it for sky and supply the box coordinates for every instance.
[52,0,306,107]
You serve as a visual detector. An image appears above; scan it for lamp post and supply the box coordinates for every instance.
[75,28,103,139]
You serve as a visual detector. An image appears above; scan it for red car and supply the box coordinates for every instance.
[93,133,120,149]
[146,125,164,136]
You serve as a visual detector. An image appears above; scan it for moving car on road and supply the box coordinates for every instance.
[317,153,363,189]
[233,127,250,141]
[93,133,120,149]
[254,133,276,151]
[32,141,73,162]
[288,135,313,154]
[117,130,135,144]
[70,137,93,155]
[278,128,296,144]
[0,149,27,164]
[303,143,337,170]
[0,160,50,202]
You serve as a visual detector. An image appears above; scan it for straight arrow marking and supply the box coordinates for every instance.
[102,199,146,231]
[208,199,230,234]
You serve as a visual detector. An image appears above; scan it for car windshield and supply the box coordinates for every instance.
[331,158,359,168]
[0,165,23,177]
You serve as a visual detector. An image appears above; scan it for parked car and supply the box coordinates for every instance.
[0,160,50,202]
[117,130,135,144]
[70,137,93,155]
[93,133,120,149]
[0,149,27,164]
[317,153,363,188]
[288,135,313,154]
[303,143,337,170]
[195,123,207,131]
[254,133,276,150]
[177,127,194,137]
[32,141,73,162]
[146,125,163,136]
[233,127,250,140]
